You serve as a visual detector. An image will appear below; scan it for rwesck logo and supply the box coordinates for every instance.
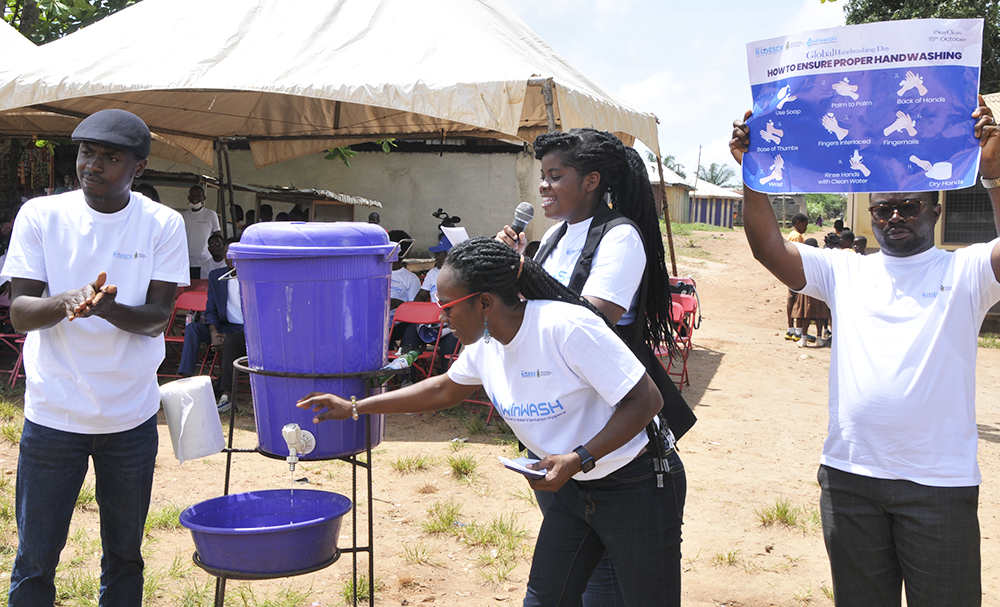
[755,44,784,56]
[112,251,148,260]
[520,369,554,379]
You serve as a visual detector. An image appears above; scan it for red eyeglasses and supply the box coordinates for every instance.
[436,291,482,316]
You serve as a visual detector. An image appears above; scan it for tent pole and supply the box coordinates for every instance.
[656,154,679,277]
[528,77,558,133]
[222,142,236,237]
[215,141,228,240]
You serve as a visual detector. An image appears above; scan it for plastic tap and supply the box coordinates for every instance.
[281,423,316,472]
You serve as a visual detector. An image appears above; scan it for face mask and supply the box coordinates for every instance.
[189,202,204,211]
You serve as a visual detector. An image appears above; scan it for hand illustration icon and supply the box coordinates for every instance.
[883,111,918,137]
[759,120,784,145]
[909,155,933,172]
[832,78,859,100]
[849,150,871,177]
[776,85,797,110]
[909,155,953,180]
[897,71,928,97]
[759,154,785,185]
[822,113,849,141]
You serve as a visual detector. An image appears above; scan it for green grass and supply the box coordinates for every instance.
[57,569,101,606]
[145,503,185,535]
[390,453,434,474]
[172,577,213,607]
[979,332,1000,349]
[712,549,741,567]
[75,482,96,510]
[665,220,733,237]
[339,571,383,605]
[401,542,436,565]
[447,453,478,480]
[0,398,22,421]
[229,582,313,607]
[459,411,488,436]
[1,421,21,445]
[421,499,462,534]
[756,498,821,532]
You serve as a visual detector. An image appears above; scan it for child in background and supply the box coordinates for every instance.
[794,238,831,347]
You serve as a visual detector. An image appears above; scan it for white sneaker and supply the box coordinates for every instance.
[217,394,231,413]
[797,337,807,348]
[816,337,829,347]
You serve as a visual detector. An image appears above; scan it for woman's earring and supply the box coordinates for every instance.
[483,318,491,344]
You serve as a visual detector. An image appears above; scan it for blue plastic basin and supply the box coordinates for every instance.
[179,489,352,574]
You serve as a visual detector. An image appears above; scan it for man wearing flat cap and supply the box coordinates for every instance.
[4,108,189,606]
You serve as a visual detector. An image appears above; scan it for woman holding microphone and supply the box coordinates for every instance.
[298,237,685,607]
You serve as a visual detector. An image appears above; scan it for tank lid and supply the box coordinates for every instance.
[236,222,389,247]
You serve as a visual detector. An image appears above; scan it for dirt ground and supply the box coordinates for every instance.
[4,226,1000,606]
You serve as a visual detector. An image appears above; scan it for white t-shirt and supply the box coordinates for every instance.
[391,267,421,303]
[3,191,189,434]
[798,241,1000,487]
[448,300,647,480]
[180,207,221,266]
[226,278,244,325]
[421,266,442,303]
[538,218,645,324]
[199,256,228,279]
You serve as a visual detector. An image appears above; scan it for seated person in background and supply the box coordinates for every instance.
[259,204,273,222]
[414,235,452,303]
[199,234,228,279]
[388,232,420,349]
[400,235,459,371]
[178,240,244,408]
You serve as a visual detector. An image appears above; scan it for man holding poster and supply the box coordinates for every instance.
[732,80,1000,607]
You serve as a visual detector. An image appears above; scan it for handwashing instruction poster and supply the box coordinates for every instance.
[743,19,983,194]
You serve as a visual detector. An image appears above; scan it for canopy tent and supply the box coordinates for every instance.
[0,0,660,168]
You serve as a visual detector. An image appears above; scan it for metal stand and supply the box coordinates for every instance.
[193,356,406,607]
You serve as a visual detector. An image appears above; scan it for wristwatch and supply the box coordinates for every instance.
[573,445,596,473]
[982,175,1000,189]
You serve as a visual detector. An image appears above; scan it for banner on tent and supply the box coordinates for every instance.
[743,18,983,194]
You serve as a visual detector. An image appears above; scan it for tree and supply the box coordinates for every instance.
[697,162,738,187]
[842,0,1000,94]
[1,1,140,217]
[644,152,688,179]
[4,0,140,44]
[805,193,847,220]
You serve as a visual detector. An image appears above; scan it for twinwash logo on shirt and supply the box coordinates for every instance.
[520,369,554,378]
[112,251,148,260]
[493,396,566,421]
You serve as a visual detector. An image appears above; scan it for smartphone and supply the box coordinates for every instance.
[498,456,547,479]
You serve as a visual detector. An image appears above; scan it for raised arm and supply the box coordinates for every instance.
[730,110,806,290]
[973,95,1000,282]
[297,373,480,422]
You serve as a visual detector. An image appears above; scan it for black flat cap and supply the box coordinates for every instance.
[72,109,151,159]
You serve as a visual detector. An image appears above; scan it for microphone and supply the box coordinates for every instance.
[510,202,535,235]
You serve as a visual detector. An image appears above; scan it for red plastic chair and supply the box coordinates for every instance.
[388,302,444,380]
[160,290,211,378]
[664,294,697,389]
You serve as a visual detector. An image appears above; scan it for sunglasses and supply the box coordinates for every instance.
[436,291,482,316]
[868,199,928,222]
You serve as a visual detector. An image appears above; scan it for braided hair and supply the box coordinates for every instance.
[533,128,674,351]
[444,237,614,332]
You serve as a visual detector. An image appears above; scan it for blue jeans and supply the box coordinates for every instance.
[818,465,981,607]
[179,321,240,377]
[523,449,685,607]
[9,415,159,607]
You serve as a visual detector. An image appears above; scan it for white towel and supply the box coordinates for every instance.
[160,376,225,465]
